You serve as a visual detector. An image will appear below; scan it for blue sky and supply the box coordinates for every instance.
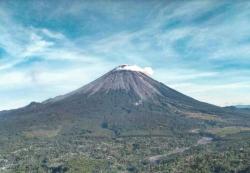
[1,0,250,110]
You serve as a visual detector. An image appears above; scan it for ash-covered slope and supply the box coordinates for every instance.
[44,66,164,103]
[1,65,248,137]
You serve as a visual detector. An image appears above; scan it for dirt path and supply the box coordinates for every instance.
[148,136,213,164]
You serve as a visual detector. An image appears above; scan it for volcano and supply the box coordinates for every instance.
[0,65,247,137]
[1,65,250,172]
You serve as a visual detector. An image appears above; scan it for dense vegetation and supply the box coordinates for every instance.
[0,120,249,173]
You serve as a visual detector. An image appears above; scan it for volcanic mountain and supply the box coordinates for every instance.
[0,65,249,137]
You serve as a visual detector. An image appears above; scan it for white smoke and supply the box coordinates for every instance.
[116,65,154,76]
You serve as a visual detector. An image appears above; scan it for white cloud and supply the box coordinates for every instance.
[0,72,31,88]
[22,33,54,57]
[115,65,154,76]
[166,81,250,106]
[41,28,65,39]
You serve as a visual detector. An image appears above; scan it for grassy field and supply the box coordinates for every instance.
[207,126,250,137]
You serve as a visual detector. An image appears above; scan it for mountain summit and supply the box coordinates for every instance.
[45,65,159,103]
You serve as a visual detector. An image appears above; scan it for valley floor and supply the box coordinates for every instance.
[0,129,250,173]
